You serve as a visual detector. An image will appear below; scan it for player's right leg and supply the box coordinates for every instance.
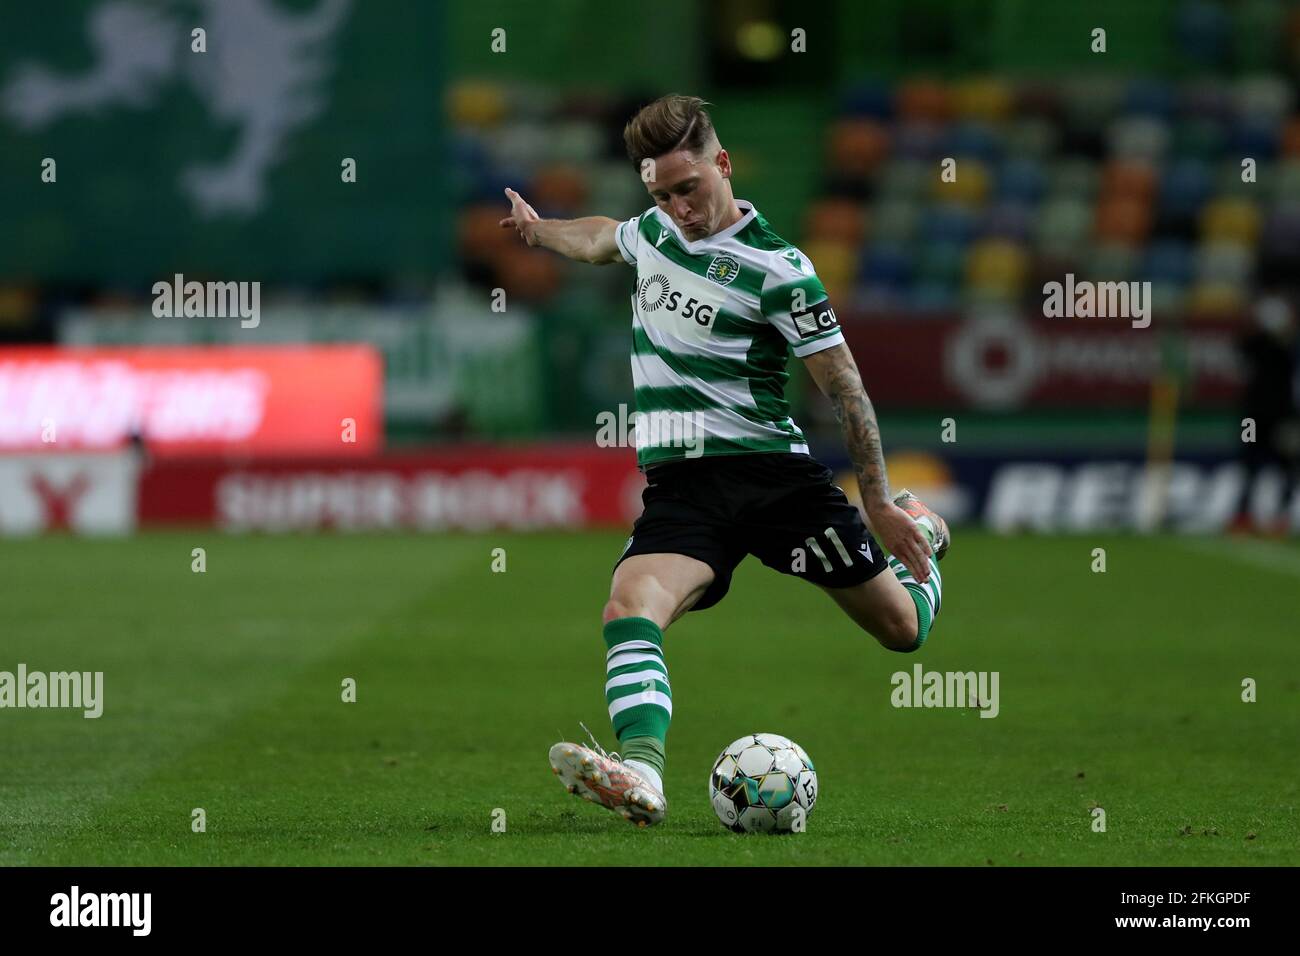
[551,459,741,826]
[602,553,715,789]
[603,552,716,631]
[550,553,714,826]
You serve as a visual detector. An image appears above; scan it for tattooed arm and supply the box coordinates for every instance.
[802,343,932,581]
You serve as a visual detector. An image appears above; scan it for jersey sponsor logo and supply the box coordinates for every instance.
[706,254,740,287]
[792,302,838,338]
[636,274,716,328]
[638,274,671,311]
[654,229,672,248]
[779,247,803,269]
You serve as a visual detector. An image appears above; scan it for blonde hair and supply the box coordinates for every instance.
[623,94,718,169]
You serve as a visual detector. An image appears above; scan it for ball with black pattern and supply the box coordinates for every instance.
[709,732,818,833]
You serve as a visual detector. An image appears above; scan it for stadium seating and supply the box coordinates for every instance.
[447,1,1300,325]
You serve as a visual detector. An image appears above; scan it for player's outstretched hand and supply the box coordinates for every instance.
[868,501,932,583]
[500,187,541,245]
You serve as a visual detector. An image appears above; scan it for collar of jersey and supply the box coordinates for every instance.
[658,199,756,252]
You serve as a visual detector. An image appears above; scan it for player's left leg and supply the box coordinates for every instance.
[822,489,946,652]
[746,455,948,653]
[856,489,948,652]
[819,568,925,652]
[820,550,943,653]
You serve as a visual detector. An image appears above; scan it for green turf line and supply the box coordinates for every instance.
[2,532,1295,865]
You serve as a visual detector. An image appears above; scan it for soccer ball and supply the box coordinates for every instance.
[709,732,817,833]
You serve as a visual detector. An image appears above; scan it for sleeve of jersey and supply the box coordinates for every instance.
[614,215,641,265]
[760,249,845,357]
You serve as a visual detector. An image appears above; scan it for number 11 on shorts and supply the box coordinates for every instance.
[805,527,853,572]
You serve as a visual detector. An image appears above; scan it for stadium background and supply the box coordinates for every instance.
[1,0,1298,867]
[1,0,1297,534]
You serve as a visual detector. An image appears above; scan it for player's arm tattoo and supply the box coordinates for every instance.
[807,345,891,512]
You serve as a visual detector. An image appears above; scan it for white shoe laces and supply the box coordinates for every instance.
[579,721,620,762]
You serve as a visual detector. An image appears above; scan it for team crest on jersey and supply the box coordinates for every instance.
[706,255,740,287]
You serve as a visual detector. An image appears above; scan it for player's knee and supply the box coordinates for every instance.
[601,598,635,626]
[603,570,675,627]
[882,632,922,653]
[875,608,921,653]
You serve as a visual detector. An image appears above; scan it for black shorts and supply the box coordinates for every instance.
[614,452,890,611]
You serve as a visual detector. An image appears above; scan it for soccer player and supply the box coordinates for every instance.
[500,94,950,827]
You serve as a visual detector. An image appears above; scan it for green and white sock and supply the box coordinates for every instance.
[604,617,670,792]
[888,554,943,652]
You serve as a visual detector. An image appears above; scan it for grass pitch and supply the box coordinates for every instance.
[1,530,1297,866]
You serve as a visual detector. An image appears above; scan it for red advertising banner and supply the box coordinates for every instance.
[6,443,1292,536]
[0,346,381,457]
[843,317,1244,409]
[138,444,646,531]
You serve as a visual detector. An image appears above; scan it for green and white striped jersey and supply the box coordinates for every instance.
[614,199,843,467]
